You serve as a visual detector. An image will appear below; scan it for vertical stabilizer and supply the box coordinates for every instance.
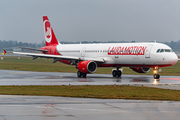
[43,16,59,46]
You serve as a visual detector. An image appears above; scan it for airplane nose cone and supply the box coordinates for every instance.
[170,53,178,65]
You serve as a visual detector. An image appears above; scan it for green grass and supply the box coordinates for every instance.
[0,56,180,76]
[0,57,77,73]
[0,85,180,101]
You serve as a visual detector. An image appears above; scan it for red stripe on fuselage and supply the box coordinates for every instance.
[97,63,173,68]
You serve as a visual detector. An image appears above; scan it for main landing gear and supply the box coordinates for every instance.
[112,67,122,78]
[153,67,160,79]
[77,71,87,78]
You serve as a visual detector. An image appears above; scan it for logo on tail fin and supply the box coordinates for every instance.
[44,20,52,43]
[43,16,59,46]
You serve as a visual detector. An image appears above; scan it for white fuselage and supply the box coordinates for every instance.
[56,42,178,68]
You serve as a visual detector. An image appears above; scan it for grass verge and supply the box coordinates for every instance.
[0,56,180,76]
[0,85,180,101]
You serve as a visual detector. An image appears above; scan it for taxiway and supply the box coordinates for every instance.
[0,69,180,120]
[0,69,180,90]
[0,95,179,120]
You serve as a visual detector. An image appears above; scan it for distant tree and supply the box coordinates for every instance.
[2,39,180,52]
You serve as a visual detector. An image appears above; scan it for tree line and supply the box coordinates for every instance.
[0,40,45,51]
[1,40,180,52]
[60,40,180,51]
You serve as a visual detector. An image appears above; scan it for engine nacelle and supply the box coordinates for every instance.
[131,67,150,73]
[77,60,97,74]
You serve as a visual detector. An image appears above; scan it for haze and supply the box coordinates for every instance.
[0,0,180,43]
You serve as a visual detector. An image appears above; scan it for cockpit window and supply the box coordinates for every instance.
[165,49,170,52]
[156,49,174,53]
[156,49,160,53]
[160,49,164,52]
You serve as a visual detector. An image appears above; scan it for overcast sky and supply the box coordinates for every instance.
[0,0,180,43]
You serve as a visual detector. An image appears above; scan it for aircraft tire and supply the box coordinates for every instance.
[82,73,87,78]
[77,71,82,77]
[112,70,117,77]
[116,70,122,78]
[153,74,160,79]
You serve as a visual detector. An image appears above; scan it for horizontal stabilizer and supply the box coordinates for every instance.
[19,47,48,52]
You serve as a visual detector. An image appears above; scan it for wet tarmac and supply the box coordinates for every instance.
[0,95,179,120]
[0,69,180,120]
[0,70,180,89]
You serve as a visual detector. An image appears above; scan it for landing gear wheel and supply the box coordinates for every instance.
[116,70,122,78]
[112,70,122,78]
[153,67,160,79]
[82,73,87,78]
[112,70,117,77]
[77,71,82,77]
[77,71,87,78]
[153,74,160,79]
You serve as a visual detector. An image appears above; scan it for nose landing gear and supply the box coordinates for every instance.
[153,67,160,79]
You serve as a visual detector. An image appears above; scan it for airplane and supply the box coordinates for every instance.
[13,16,178,79]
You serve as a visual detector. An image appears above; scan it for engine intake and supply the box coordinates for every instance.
[77,60,97,73]
[131,67,150,73]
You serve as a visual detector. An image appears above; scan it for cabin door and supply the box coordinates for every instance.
[145,45,153,58]
[81,47,86,57]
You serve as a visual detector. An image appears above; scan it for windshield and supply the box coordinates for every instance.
[156,49,174,53]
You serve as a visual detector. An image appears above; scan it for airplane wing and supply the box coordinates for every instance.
[13,52,105,63]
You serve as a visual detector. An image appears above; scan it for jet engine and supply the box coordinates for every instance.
[131,67,150,73]
[77,60,97,74]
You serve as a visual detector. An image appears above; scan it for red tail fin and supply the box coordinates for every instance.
[43,16,59,46]
[3,49,6,55]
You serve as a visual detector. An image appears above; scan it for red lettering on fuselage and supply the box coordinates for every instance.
[108,46,147,55]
